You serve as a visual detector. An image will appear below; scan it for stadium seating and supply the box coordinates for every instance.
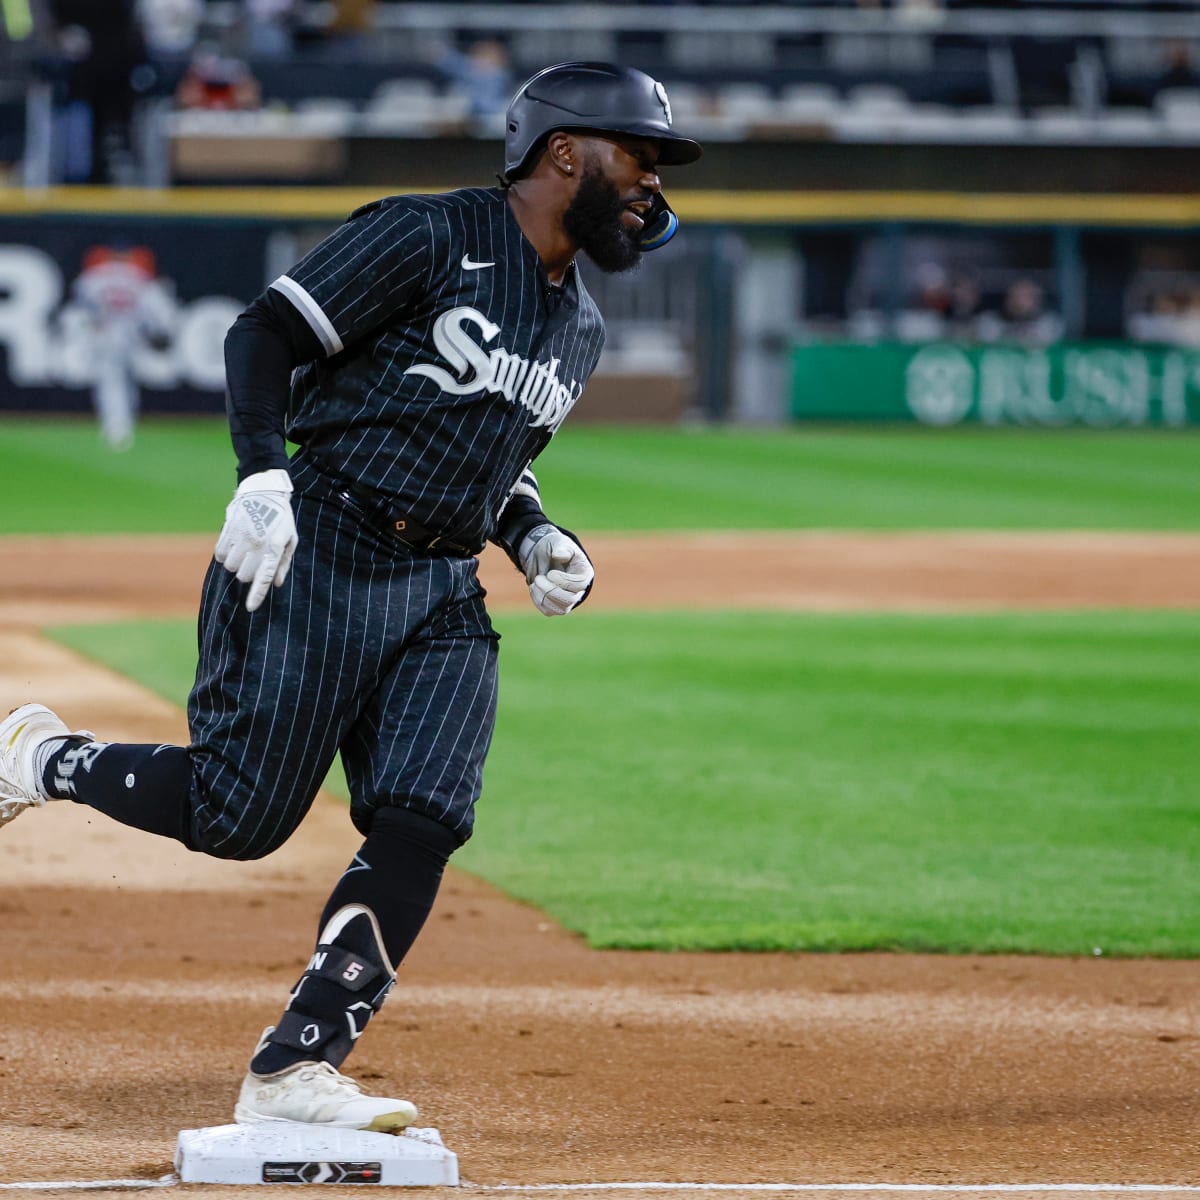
[4,1,1199,183]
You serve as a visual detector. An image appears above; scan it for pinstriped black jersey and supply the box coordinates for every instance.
[271,186,606,546]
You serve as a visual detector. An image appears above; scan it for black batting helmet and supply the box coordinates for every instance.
[502,61,703,184]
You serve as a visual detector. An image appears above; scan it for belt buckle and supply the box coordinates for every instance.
[394,519,407,533]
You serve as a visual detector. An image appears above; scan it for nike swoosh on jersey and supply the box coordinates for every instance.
[461,255,495,271]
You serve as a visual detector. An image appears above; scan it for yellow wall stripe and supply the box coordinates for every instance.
[1,187,1198,227]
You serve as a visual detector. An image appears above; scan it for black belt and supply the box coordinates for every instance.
[332,483,479,558]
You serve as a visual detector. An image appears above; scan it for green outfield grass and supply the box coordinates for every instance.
[47,609,1200,957]
[2,416,1199,532]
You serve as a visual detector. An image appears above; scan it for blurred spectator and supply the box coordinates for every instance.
[1159,39,1200,91]
[914,261,951,316]
[895,261,950,341]
[137,0,201,59]
[176,45,261,110]
[996,277,1063,345]
[242,0,295,60]
[300,0,376,59]
[946,271,984,338]
[1129,283,1200,348]
[437,38,512,125]
[46,0,149,183]
[328,0,375,38]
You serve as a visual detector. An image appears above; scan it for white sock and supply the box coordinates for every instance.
[31,737,72,800]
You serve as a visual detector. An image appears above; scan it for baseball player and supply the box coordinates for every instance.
[70,245,176,451]
[0,62,700,1133]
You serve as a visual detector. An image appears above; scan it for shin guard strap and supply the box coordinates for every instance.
[262,904,398,1070]
[304,944,391,1007]
[267,1010,342,1057]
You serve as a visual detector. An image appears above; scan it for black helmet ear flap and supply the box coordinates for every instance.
[640,194,679,252]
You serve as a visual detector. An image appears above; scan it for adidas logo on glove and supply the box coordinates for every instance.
[242,498,281,539]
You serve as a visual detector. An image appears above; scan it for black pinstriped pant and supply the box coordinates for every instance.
[185,465,499,861]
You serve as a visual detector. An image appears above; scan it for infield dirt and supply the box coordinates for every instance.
[1,532,1198,1198]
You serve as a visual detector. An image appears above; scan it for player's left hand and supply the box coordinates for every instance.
[518,523,594,617]
[214,468,299,612]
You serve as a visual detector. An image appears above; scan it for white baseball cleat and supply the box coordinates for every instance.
[0,704,93,830]
[235,1036,418,1134]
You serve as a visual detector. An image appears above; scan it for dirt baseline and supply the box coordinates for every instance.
[3,531,1200,628]
[0,532,1198,1198]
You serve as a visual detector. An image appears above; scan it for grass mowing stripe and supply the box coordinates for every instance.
[45,609,1200,956]
[1,418,233,532]
[3,419,1199,532]
[477,610,1200,954]
[530,427,1200,530]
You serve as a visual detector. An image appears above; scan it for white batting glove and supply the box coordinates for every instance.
[518,523,594,617]
[214,468,298,613]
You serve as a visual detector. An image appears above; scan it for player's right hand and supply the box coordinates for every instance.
[214,468,299,612]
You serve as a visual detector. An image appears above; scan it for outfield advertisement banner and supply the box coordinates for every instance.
[0,219,271,413]
[791,342,1200,427]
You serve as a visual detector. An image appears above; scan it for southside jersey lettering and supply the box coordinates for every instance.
[270,187,605,547]
[404,305,583,430]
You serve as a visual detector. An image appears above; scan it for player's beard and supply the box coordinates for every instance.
[563,161,643,275]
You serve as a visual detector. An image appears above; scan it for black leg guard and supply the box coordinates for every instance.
[250,807,459,1075]
[254,903,395,1073]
